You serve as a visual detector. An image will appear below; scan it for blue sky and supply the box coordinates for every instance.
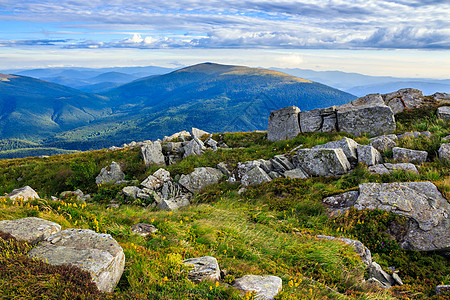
[0,0,449,77]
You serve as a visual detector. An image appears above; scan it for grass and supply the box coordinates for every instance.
[0,105,449,299]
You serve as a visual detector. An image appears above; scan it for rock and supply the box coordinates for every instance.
[439,143,450,159]
[322,191,359,209]
[267,106,301,141]
[131,223,158,236]
[155,181,192,211]
[183,256,220,283]
[241,166,272,187]
[421,131,432,138]
[268,171,282,179]
[336,94,396,137]
[436,285,450,295]
[443,135,450,142]
[157,195,191,211]
[393,147,428,163]
[162,142,184,154]
[153,168,171,182]
[141,141,165,166]
[270,155,294,173]
[95,162,125,185]
[368,262,394,288]
[4,186,40,201]
[354,181,450,251]
[284,168,309,179]
[122,186,142,199]
[28,229,125,292]
[312,137,359,166]
[109,146,121,151]
[397,132,414,140]
[316,235,372,267]
[60,189,86,201]
[191,127,210,139]
[357,145,383,166]
[204,137,218,151]
[141,168,171,190]
[367,277,388,289]
[163,130,191,142]
[437,106,450,121]
[368,163,418,175]
[0,217,61,244]
[233,275,283,300]
[179,167,223,193]
[216,162,231,177]
[382,88,424,114]
[392,273,403,286]
[299,107,337,133]
[294,148,351,177]
[183,137,206,158]
[369,135,397,152]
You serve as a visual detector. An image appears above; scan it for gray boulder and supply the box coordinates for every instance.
[294,148,351,177]
[270,155,294,174]
[437,106,450,121]
[131,223,158,236]
[183,256,220,283]
[122,186,142,199]
[284,168,309,179]
[393,147,428,163]
[316,235,372,267]
[322,191,359,215]
[141,141,165,166]
[241,166,272,187]
[354,182,450,251]
[4,186,40,202]
[267,106,301,141]
[369,135,397,152]
[179,167,223,193]
[204,137,218,151]
[0,217,61,244]
[183,137,206,158]
[155,181,192,211]
[141,168,171,190]
[436,285,450,295]
[299,107,337,133]
[191,127,210,139]
[216,162,231,177]
[95,162,125,185]
[382,88,424,114]
[28,229,125,292]
[368,262,395,288]
[357,145,383,166]
[163,130,191,142]
[368,163,418,175]
[312,137,359,166]
[439,143,450,159]
[233,275,283,300]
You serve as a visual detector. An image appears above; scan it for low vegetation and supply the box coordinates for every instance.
[0,106,449,299]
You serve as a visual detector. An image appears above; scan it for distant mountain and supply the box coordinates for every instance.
[346,81,450,96]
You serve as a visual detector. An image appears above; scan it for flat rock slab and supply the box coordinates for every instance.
[354,182,450,251]
[295,148,351,177]
[179,167,223,193]
[233,275,283,300]
[0,217,60,244]
[393,147,428,163]
[28,229,125,293]
[131,223,158,236]
[4,186,40,201]
[183,256,220,283]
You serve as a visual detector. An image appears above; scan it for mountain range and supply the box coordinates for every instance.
[0,63,356,156]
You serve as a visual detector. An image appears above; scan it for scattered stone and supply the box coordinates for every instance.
[60,189,89,202]
[357,145,383,166]
[368,163,418,175]
[437,106,450,121]
[183,256,221,283]
[179,167,223,193]
[131,223,158,236]
[153,168,171,182]
[216,162,231,177]
[233,275,283,300]
[267,106,301,141]
[312,137,359,166]
[238,187,247,195]
[163,130,191,142]
[183,137,206,158]
[109,146,121,151]
[204,137,218,150]
[432,92,450,103]
[95,161,125,185]
[369,135,397,152]
[141,168,171,190]
[51,196,60,201]
[191,127,210,139]
[4,186,40,201]
[122,186,142,199]
[141,141,165,166]
[393,147,428,163]
[28,229,125,292]
[322,191,359,210]
[392,273,403,286]
[439,143,450,159]
[284,168,309,179]
[368,262,394,288]
[354,181,450,252]
[0,217,61,244]
[421,131,432,138]
[316,235,372,267]
[436,285,450,295]
[241,166,272,187]
[294,148,351,177]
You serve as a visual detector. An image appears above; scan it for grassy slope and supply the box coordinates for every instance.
[0,106,449,299]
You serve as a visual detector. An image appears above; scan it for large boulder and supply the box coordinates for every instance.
[28,229,125,292]
[294,148,351,176]
[437,106,450,121]
[233,275,283,300]
[0,217,61,244]
[4,186,40,201]
[354,182,450,252]
[267,106,301,141]
[393,147,428,163]
[439,143,450,159]
[299,107,337,133]
[141,141,165,166]
[241,166,273,186]
[382,88,425,114]
[312,137,359,166]
[183,137,206,158]
[179,167,223,194]
[336,94,396,137]
[95,162,125,185]
[357,145,383,166]
[183,256,220,283]
[368,163,418,175]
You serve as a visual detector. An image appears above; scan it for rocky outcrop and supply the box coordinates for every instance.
[368,163,418,175]
[294,148,351,176]
[312,137,359,166]
[382,88,424,114]
[439,143,450,159]
[393,147,428,163]
[299,107,337,133]
[191,127,210,139]
[95,161,125,185]
[179,167,223,193]
[0,217,61,244]
[355,182,450,252]
[28,229,125,293]
[267,106,301,141]
[156,182,192,211]
[437,106,450,121]
[141,141,165,166]
[4,186,40,202]
[284,168,309,179]
[357,145,383,166]
[183,256,220,283]
[163,130,191,142]
[131,223,158,236]
[183,137,206,158]
[233,275,283,300]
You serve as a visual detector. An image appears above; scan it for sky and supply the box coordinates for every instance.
[0,0,449,78]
